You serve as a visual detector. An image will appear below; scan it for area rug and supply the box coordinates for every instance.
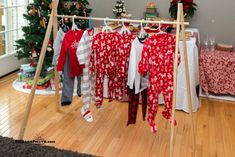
[12,79,109,97]
[12,80,57,95]
[13,79,82,96]
[0,136,96,157]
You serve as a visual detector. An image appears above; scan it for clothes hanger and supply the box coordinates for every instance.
[119,18,130,34]
[139,19,147,38]
[88,16,91,29]
[156,21,167,35]
[71,15,79,31]
[61,15,69,32]
[87,16,95,36]
[87,16,93,30]
[102,17,113,33]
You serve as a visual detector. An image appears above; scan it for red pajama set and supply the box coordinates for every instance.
[115,33,136,100]
[90,32,121,108]
[138,33,180,133]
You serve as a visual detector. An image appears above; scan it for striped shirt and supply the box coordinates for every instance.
[76,28,99,109]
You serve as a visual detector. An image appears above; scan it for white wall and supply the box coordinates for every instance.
[189,0,235,45]
[89,0,235,45]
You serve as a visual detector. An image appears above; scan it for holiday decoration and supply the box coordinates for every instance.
[15,0,92,79]
[113,0,132,18]
[169,0,197,19]
[145,2,159,20]
[47,40,53,53]
[31,49,38,58]
[29,5,37,16]
[20,63,36,73]
[40,17,46,28]
[76,3,81,10]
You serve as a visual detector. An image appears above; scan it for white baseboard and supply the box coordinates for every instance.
[0,54,26,77]
[199,86,235,102]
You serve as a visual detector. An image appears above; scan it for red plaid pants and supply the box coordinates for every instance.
[127,88,148,126]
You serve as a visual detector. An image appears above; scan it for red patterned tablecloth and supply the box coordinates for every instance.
[200,50,235,96]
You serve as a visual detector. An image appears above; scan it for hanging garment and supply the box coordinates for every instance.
[138,33,180,133]
[127,35,149,94]
[126,35,149,126]
[114,33,136,100]
[90,32,121,108]
[57,30,84,105]
[57,30,84,78]
[127,87,148,126]
[52,28,65,65]
[77,28,99,110]
[61,53,82,105]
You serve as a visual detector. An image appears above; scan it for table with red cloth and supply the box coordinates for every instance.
[200,50,235,96]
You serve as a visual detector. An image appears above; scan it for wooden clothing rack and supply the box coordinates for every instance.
[18,1,195,157]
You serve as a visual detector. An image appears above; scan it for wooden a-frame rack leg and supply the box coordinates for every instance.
[170,4,196,157]
[18,1,195,157]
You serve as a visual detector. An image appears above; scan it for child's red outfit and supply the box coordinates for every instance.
[56,30,84,106]
[115,33,136,99]
[57,30,84,78]
[90,32,121,108]
[138,33,180,133]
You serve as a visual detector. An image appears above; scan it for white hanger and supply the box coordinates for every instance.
[119,18,130,34]
[102,17,113,33]
[61,15,69,32]
[139,19,147,38]
[71,15,79,31]
[62,15,64,25]
[156,20,167,35]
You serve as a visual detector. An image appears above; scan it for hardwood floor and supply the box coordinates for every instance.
[0,72,234,157]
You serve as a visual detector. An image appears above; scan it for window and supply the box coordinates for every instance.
[0,0,28,57]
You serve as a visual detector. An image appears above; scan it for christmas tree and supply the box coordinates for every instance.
[15,0,92,76]
[113,0,126,18]
[113,0,131,19]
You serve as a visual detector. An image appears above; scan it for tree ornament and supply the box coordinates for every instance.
[47,40,53,53]
[29,5,37,16]
[47,47,53,52]
[40,17,46,28]
[31,49,37,58]
[76,3,81,10]
[41,0,45,6]
[38,6,42,17]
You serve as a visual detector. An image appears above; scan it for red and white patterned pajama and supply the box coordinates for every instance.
[90,32,121,108]
[115,33,136,100]
[138,33,180,133]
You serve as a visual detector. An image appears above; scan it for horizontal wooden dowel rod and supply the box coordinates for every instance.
[53,14,189,25]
